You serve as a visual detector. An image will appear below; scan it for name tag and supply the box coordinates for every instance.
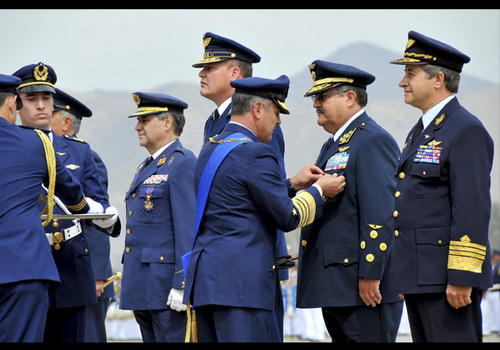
[414,145,442,164]
[325,152,349,171]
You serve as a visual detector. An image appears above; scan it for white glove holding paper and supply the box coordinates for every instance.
[167,288,186,312]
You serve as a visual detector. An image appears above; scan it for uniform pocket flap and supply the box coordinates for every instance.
[324,242,359,267]
[141,247,173,263]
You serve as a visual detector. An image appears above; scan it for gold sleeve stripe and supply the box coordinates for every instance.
[292,191,316,228]
[66,197,88,212]
[448,236,487,274]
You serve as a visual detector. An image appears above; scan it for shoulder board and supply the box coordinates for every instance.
[20,125,50,133]
[64,134,87,143]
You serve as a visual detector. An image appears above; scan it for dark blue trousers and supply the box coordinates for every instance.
[404,289,483,342]
[0,280,49,342]
[322,301,403,342]
[133,308,187,342]
[194,305,273,342]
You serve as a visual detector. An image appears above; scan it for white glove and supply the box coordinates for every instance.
[86,197,104,214]
[92,206,118,229]
[167,288,186,312]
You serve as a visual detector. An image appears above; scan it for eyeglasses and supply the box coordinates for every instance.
[311,91,340,103]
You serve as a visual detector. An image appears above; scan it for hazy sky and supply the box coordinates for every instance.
[1,9,498,92]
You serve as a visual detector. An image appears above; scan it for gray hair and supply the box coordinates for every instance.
[335,84,369,108]
[231,92,272,116]
[58,109,82,134]
[156,111,185,136]
[422,64,461,93]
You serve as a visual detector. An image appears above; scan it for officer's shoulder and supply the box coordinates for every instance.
[64,134,88,144]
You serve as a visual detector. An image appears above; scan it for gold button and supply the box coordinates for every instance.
[344,258,349,264]
[360,241,366,249]
[399,172,405,179]
[126,247,130,253]
[395,191,400,198]
[395,230,399,237]
[301,240,307,247]
[272,265,276,270]
[438,240,442,244]
[379,243,387,251]
[370,230,378,239]
[131,193,136,198]
[126,228,131,234]
[54,243,61,250]
[422,171,427,176]
[128,211,133,216]
[52,220,59,228]
[393,210,399,218]
[53,232,63,244]
[85,249,88,253]
[160,256,164,261]
[366,254,374,262]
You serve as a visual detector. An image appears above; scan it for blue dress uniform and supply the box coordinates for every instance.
[120,92,196,342]
[182,76,325,342]
[51,88,118,342]
[296,61,403,342]
[0,73,90,342]
[193,32,291,341]
[12,64,120,342]
[390,31,495,342]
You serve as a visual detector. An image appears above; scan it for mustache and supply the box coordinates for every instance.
[316,108,326,114]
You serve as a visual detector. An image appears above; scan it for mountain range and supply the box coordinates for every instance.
[68,42,499,270]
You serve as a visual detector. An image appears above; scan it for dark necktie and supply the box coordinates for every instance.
[143,156,153,168]
[213,109,220,122]
[412,117,423,145]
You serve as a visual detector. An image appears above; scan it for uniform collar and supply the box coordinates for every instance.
[333,108,365,142]
[151,138,177,159]
[422,95,455,129]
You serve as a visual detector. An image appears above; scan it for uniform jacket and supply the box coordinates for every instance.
[203,102,290,280]
[120,139,196,310]
[393,97,494,294]
[297,112,401,308]
[183,123,324,311]
[0,120,88,285]
[82,150,115,300]
[44,133,118,308]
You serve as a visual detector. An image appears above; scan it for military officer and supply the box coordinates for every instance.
[50,88,118,342]
[182,75,346,342]
[0,74,90,342]
[295,61,403,342]
[120,92,196,342]
[13,62,119,342]
[389,31,494,342]
[193,31,291,341]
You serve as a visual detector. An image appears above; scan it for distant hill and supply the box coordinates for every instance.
[70,42,499,270]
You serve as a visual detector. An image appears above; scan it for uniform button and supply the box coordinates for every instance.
[399,172,405,179]
[395,230,399,237]
[360,241,366,249]
[379,243,387,251]
[52,220,59,228]
[131,193,136,198]
[438,240,442,244]
[128,211,133,216]
[370,230,378,239]
[393,210,399,218]
[301,240,307,247]
[395,191,400,198]
[366,254,374,262]
[126,247,130,253]
[126,228,131,234]
[160,256,164,261]
[272,265,276,270]
[344,258,349,264]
